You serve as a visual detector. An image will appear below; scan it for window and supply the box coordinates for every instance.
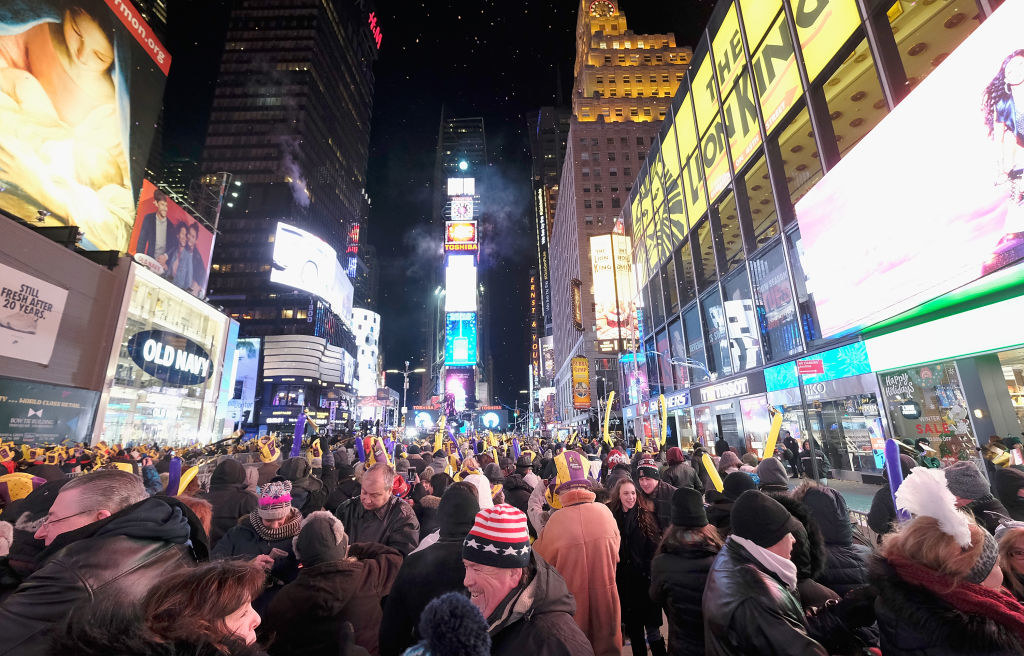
[742,153,780,247]
[823,37,890,160]
[594,183,603,192]
[637,137,644,145]
[281,308,294,319]
[612,197,621,208]
[596,200,604,208]
[694,219,717,291]
[777,107,822,219]
[674,240,696,307]
[607,152,616,161]
[585,216,594,225]
[607,138,615,145]
[700,287,731,378]
[682,304,709,383]
[581,152,589,160]
[750,240,802,362]
[584,199,592,209]
[609,168,617,177]
[714,192,744,273]
[722,268,762,372]
[890,0,980,93]
[786,227,821,344]
[662,257,679,315]
[582,168,590,177]
[624,167,632,178]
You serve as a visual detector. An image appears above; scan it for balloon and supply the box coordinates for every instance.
[701,453,724,493]
[763,410,784,460]
[659,394,668,446]
[603,391,616,446]
[884,438,910,523]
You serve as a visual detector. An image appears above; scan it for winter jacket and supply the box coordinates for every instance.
[867,485,898,542]
[702,539,828,656]
[650,539,719,656]
[639,480,677,532]
[263,542,402,656]
[335,495,420,556]
[503,473,533,519]
[533,494,621,656]
[210,511,300,611]
[487,553,596,656]
[993,468,1024,521]
[0,496,206,656]
[872,556,1024,655]
[414,495,440,539]
[799,448,831,478]
[378,533,469,656]
[197,459,258,545]
[275,457,328,516]
[762,491,828,585]
[326,469,361,511]
[257,459,282,485]
[663,462,701,491]
[798,486,870,597]
[966,494,1009,535]
[706,497,736,539]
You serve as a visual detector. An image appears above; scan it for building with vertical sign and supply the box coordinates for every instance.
[549,0,692,428]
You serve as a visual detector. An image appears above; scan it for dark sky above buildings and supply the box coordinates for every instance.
[159,0,715,408]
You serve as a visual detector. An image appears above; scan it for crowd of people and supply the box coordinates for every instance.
[2,429,1024,655]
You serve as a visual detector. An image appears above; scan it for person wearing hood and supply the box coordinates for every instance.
[429,450,449,476]
[0,470,208,656]
[0,478,69,601]
[756,456,790,494]
[650,487,722,656]
[462,504,595,656]
[199,459,259,544]
[994,467,1024,521]
[714,436,731,458]
[799,440,832,484]
[867,453,916,542]
[795,485,870,597]
[945,460,1008,535]
[326,462,361,511]
[262,511,402,656]
[379,482,480,656]
[716,451,742,477]
[662,447,701,491]
[274,456,328,516]
[503,455,536,534]
[707,472,756,539]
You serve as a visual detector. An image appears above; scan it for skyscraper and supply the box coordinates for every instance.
[548,0,691,430]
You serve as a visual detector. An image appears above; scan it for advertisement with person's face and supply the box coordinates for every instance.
[444,367,474,412]
[129,181,213,298]
[0,0,169,253]
[796,0,1024,338]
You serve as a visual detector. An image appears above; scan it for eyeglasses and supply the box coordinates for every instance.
[40,509,94,528]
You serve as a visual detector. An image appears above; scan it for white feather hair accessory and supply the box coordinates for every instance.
[895,466,972,548]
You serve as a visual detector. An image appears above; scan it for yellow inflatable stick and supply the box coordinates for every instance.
[701,453,724,493]
[659,394,668,446]
[763,409,784,460]
[603,391,616,446]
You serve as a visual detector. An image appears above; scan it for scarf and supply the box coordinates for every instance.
[247,507,302,542]
[888,554,1024,643]
[731,535,798,591]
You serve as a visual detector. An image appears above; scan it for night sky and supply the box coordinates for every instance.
[159,0,715,410]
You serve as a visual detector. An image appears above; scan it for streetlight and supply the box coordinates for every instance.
[384,360,426,428]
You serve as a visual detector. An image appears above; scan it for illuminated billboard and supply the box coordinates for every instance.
[129,181,214,298]
[445,221,478,253]
[271,222,353,321]
[444,312,477,366]
[590,234,639,352]
[0,0,169,253]
[444,367,475,411]
[445,254,477,312]
[540,336,555,379]
[572,356,591,410]
[447,177,475,196]
[450,197,474,221]
[795,0,1024,337]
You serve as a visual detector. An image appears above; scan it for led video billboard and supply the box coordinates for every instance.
[795,0,1024,337]
[0,0,169,253]
[447,177,475,196]
[445,254,477,312]
[129,181,214,298]
[444,312,477,366]
[590,234,639,352]
[271,222,353,320]
[444,367,474,411]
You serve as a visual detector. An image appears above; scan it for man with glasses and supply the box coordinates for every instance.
[335,463,419,556]
[0,469,207,656]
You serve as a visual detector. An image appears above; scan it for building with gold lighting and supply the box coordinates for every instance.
[549,0,692,430]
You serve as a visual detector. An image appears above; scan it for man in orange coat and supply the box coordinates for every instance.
[533,450,622,656]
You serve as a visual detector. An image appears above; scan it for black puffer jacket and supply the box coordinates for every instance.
[649,538,718,656]
[487,553,595,656]
[966,494,1009,535]
[761,491,828,584]
[872,556,1024,655]
[326,466,360,511]
[210,510,301,612]
[0,496,207,656]
[993,468,1024,521]
[198,459,258,545]
[798,486,870,597]
[703,539,828,656]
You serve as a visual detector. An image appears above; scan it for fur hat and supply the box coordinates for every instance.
[258,480,293,521]
[293,511,348,567]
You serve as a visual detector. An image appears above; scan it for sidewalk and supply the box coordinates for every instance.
[822,478,881,513]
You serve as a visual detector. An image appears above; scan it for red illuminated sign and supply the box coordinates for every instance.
[446,221,477,244]
[368,12,383,49]
[797,360,824,375]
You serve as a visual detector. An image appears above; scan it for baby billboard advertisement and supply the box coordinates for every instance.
[0,0,168,253]
[795,0,1024,338]
[129,180,214,298]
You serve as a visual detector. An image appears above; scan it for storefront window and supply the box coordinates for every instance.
[694,218,717,291]
[777,107,823,220]
[700,287,732,378]
[667,318,689,388]
[272,385,305,406]
[674,410,696,448]
[674,239,696,307]
[1000,348,1024,435]
[890,0,981,94]
[714,191,745,273]
[661,257,679,315]
[742,153,780,247]
[823,37,889,159]
[722,268,763,372]
[785,227,822,344]
[740,395,772,455]
[683,304,710,384]
[749,241,802,362]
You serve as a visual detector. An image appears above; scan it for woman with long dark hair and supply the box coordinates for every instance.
[982,49,1024,270]
[608,477,666,656]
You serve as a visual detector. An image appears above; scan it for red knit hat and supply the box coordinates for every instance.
[462,503,531,568]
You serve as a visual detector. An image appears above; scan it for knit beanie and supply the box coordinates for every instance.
[637,456,660,480]
[671,486,708,527]
[731,490,798,549]
[667,447,684,466]
[723,471,757,501]
[258,481,293,521]
[463,504,531,568]
[417,592,491,656]
[439,482,481,539]
[293,511,348,566]
[965,530,999,585]
[756,457,790,489]
[944,461,990,501]
[607,449,629,467]
[483,462,504,485]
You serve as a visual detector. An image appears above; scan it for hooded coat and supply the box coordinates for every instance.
[650,537,719,656]
[198,459,258,545]
[487,553,596,656]
[502,472,534,519]
[994,468,1024,521]
[276,457,328,516]
[263,542,402,656]
[414,494,440,539]
[663,462,701,491]
[532,489,621,656]
[797,486,870,597]
[0,496,207,656]
[210,510,301,612]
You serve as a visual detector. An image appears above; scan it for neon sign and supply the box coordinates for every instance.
[368,12,382,49]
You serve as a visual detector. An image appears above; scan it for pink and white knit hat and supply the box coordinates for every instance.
[258,480,293,521]
[462,503,530,568]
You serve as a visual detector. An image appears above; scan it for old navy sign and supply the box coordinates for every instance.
[127,330,213,387]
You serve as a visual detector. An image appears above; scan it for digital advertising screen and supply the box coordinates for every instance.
[444,367,475,412]
[447,177,475,196]
[129,181,214,298]
[450,197,474,222]
[271,222,353,319]
[445,253,477,312]
[445,312,477,366]
[444,220,478,253]
[572,356,591,409]
[795,0,1024,337]
[0,377,99,445]
[0,0,169,253]
[540,335,555,379]
[591,235,639,352]
[476,409,509,431]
